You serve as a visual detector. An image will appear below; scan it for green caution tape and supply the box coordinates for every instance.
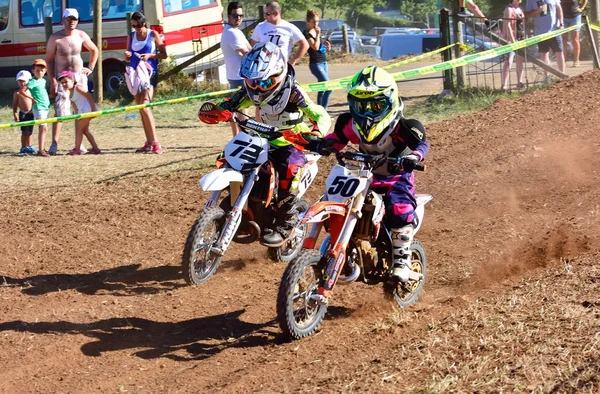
[386,24,581,81]
[0,88,235,130]
[302,43,459,92]
[591,23,600,32]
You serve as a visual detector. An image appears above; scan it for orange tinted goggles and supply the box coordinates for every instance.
[245,75,282,92]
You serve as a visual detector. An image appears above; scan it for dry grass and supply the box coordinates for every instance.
[345,256,600,393]
[0,100,230,192]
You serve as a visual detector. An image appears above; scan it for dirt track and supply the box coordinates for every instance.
[1,70,600,393]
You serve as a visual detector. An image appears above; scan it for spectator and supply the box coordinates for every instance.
[501,0,525,90]
[221,1,251,136]
[45,8,99,155]
[13,70,36,155]
[25,59,51,157]
[304,9,332,109]
[250,2,308,66]
[57,71,101,156]
[525,0,565,76]
[561,0,586,67]
[458,0,498,29]
[124,11,167,154]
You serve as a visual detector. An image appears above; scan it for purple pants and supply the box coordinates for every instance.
[371,172,417,228]
[269,145,306,196]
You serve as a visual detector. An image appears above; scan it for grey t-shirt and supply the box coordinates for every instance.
[525,0,561,34]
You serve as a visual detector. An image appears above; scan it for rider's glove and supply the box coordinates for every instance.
[401,154,420,172]
[218,98,232,111]
[306,138,335,155]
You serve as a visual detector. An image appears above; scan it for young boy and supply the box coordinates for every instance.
[26,59,51,157]
[57,71,101,155]
[13,70,36,155]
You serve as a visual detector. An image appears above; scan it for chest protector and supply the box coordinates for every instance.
[355,120,411,176]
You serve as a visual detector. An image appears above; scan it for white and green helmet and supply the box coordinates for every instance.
[347,66,404,144]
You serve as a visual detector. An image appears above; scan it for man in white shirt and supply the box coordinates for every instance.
[221,1,251,135]
[250,1,308,66]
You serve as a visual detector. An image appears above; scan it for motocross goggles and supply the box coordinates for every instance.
[244,74,283,92]
[349,96,392,118]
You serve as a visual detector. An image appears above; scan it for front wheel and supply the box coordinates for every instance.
[182,206,225,285]
[277,250,327,340]
[268,199,310,263]
[385,239,427,307]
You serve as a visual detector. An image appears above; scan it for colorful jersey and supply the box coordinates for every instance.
[324,112,429,176]
[221,78,331,147]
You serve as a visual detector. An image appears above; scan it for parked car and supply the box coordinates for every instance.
[289,18,346,40]
[327,30,368,54]
[378,31,499,60]
[361,26,414,45]
[289,20,306,32]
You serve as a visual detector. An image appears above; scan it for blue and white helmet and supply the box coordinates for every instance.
[239,41,288,106]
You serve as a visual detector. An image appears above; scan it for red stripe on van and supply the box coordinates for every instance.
[0,25,222,58]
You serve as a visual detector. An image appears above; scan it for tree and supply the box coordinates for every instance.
[401,0,437,27]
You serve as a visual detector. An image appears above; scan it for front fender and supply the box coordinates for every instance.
[199,168,244,191]
[301,201,347,224]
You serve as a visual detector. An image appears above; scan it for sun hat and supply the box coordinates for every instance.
[57,70,75,81]
[16,70,32,82]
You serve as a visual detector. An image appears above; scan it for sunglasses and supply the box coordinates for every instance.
[64,17,78,21]
[230,13,244,19]
[264,11,276,16]
[131,23,142,28]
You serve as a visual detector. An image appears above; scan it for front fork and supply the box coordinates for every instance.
[210,167,260,256]
[316,190,368,300]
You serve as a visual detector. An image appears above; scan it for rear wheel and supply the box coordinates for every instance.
[277,250,327,340]
[268,199,309,263]
[103,63,125,94]
[182,207,225,285]
[385,239,427,307]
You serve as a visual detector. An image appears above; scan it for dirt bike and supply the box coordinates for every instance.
[277,149,431,340]
[182,103,321,285]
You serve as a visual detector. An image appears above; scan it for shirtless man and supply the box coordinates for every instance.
[45,8,99,155]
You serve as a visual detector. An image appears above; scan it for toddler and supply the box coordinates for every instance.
[26,59,51,157]
[57,71,101,156]
[13,70,36,155]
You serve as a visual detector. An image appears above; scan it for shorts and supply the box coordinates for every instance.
[150,73,158,89]
[33,108,49,127]
[228,79,245,90]
[538,36,563,53]
[564,15,582,32]
[19,110,34,136]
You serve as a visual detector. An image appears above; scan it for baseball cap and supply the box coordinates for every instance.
[63,8,79,19]
[16,70,32,82]
[33,58,47,68]
[57,70,75,81]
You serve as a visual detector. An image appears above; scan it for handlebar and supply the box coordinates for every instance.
[333,150,425,172]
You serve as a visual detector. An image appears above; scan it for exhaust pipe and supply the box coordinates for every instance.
[337,263,360,284]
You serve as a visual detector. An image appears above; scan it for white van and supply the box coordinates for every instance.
[0,0,224,91]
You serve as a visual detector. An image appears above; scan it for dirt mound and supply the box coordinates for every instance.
[1,70,600,392]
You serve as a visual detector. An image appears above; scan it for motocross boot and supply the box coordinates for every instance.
[261,195,299,247]
[391,225,415,282]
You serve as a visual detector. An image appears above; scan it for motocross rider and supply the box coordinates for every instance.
[218,41,331,247]
[309,66,429,282]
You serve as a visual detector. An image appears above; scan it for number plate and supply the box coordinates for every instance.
[224,132,268,171]
[324,165,368,203]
